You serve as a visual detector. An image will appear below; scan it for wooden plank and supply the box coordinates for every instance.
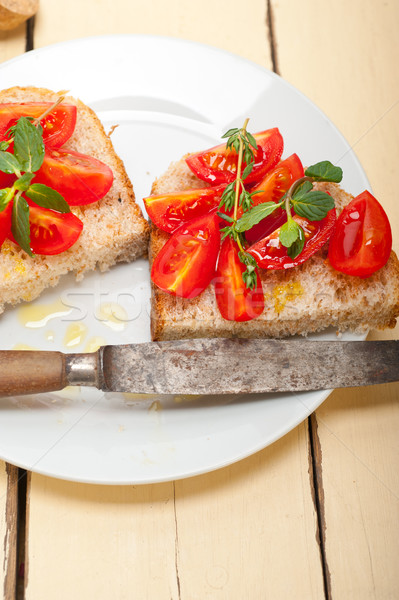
[25,477,180,599]
[0,463,18,600]
[0,19,29,600]
[25,427,324,599]
[174,426,324,599]
[0,22,26,62]
[314,386,399,598]
[34,0,271,66]
[273,0,399,596]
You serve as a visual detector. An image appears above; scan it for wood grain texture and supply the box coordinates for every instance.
[0,463,18,600]
[25,427,324,599]
[0,21,25,60]
[25,477,180,599]
[272,0,399,596]
[174,426,324,599]
[0,351,67,396]
[34,0,271,66]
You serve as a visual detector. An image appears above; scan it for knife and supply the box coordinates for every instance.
[0,338,398,397]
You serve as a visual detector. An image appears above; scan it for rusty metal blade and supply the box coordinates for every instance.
[100,338,399,395]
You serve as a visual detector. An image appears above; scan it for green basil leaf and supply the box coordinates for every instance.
[305,160,343,183]
[12,195,32,256]
[0,188,12,212]
[13,117,45,173]
[292,180,313,199]
[292,190,335,221]
[25,184,70,213]
[0,151,21,174]
[0,141,10,152]
[279,218,300,248]
[287,225,305,259]
[14,173,34,192]
[235,201,281,232]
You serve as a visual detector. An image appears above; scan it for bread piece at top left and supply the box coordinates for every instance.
[0,86,149,315]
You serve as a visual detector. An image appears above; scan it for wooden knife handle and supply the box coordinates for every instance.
[0,351,67,397]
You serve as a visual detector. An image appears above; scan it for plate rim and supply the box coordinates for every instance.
[0,34,368,485]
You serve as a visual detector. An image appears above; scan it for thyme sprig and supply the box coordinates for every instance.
[217,119,260,289]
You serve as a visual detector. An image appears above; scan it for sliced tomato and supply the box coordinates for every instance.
[186,128,284,185]
[245,154,304,244]
[0,171,16,189]
[214,236,264,321]
[247,209,336,270]
[26,204,83,255]
[151,212,220,298]
[0,102,77,147]
[0,201,13,248]
[328,191,392,277]
[34,148,114,206]
[144,184,225,234]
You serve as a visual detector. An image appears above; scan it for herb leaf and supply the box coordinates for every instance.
[25,184,71,213]
[0,141,10,152]
[305,161,343,183]
[12,195,32,256]
[222,128,240,139]
[0,189,12,212]
[14,173,34,192]
[238,251,258,290]
[235,201,281,232]
[292,190,335,221]
[13,117,45,173]
[0,151,22,175]
[287,225,305,259]
[279,218,300,248]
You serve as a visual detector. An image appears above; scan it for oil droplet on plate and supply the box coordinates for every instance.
[174,394,201,403]
[84,337,107,353]
[18,299,73,328]
[13,343,37,351]
[95,302,128,332]
[149,400,162,412]
[63,322,88,348]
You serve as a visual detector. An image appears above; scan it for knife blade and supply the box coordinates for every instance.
[0,338,398,397]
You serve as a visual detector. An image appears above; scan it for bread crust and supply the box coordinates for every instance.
[0,86,149,314]
[149,159,399,341]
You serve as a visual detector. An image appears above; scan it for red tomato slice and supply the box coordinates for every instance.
[0,102,77,147]
[328,190,392,277]
[185,128,284,185]
[247,210,336,270]
[0,171,15,189]
[245,154,304,244]
[215,236,264,321]
[0,201,12,248]
[34,148,114,206]
[144,184,225,234]
[25,204,83,255]
[151,212,220,298]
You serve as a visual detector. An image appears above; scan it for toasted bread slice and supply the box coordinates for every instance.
[0,86,149,314]
[149,159,399,341]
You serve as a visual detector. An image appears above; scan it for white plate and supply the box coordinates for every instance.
[0,35,369,485]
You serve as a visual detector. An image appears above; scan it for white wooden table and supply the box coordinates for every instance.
[0,1,398,598]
